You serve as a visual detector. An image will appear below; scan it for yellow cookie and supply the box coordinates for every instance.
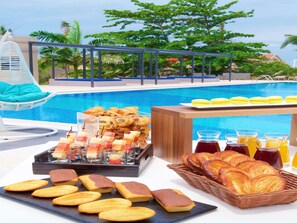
[99,207,156,222]
[52,191,101,206]
[191,99,211,106]
[285,95,297,103]
[3,179,48,192]
[31,185,78,198]
[249,97,268,104]
[230,96,249,105]
[210,98,231,106]
[266,96,283,104]
[78,198,132,214]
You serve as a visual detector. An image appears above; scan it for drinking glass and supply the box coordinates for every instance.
[195,130,221,153]
[236,130,260,158]
[224,134,249,156]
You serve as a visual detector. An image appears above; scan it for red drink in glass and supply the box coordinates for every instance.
[254,148,283,168]
[225,143,250,156]
[195,140,220,153]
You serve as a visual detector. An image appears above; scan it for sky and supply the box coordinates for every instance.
[0,0,297,66]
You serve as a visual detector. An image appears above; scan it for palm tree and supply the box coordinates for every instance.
[281,34,297,48]
[0,24,7,35]
[30,20,83,78]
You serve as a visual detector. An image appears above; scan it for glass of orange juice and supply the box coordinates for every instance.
[236,130,260,158]
[292,152,297,172]
[265,133,290,167]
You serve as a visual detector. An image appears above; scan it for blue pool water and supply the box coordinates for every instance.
[1,82,296,139]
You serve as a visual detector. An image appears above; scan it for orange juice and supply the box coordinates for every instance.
[292,152,297,172]
[279,141,290,167]
[265,139,282,149]
[238,136,260,158]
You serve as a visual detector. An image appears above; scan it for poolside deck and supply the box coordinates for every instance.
[41,79,275,94]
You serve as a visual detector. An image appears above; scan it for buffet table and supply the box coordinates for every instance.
[1,141,297,223]
[152,105,297,163]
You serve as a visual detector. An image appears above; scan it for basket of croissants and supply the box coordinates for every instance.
[83,106,151,148]
[168,150,297,209]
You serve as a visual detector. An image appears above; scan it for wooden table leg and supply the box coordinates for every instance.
[152,109,193,163]
[290,114,297,146]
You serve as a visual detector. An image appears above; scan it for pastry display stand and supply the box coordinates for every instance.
[152,105,297,163]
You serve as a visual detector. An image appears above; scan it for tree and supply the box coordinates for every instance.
[87,0,173,49]
[30,20,83,78]
[281,34,297,49]
[0,23,7,35]
[87,0,268,74]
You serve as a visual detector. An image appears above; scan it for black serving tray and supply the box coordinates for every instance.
[0,179,217,223]
[32,144,153,177]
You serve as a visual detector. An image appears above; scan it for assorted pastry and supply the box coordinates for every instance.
[83,106,151,143]
[182,151,287,195]
[50,128,144,165]
[3,169,196,222]
[190,95,297,106]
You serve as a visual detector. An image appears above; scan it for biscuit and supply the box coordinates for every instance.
[152,189,195,212]
[31,185,78,198]
[49,169,78,186]
[84,106,104,117]
[79,174,115,193]
[115,181,153,202]
[78,198,132,214]
[3,179,48,192]
[99,207,156,222]
[52,191,101,206]
[115,116,134,127]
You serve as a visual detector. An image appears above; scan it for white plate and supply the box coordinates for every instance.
[180,102,297,110]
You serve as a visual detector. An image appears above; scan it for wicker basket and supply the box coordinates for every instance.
[168,163,297,209]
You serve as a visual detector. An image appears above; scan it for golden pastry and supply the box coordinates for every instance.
[52,191,101,206]
[31,185,78,198]
[99,207,156,222]
[78,198,132,214]
[3,179,48,192]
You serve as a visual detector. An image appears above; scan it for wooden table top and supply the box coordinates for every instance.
[152,105,297,119]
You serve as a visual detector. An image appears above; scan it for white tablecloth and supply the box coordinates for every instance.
[1,141,297,223]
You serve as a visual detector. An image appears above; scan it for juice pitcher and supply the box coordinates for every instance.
[195,130,221,153]
[265,133,289,167]
[236,130,260,158]
[224,134,249,156]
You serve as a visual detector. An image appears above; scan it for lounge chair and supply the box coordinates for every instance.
[0,31,57,139]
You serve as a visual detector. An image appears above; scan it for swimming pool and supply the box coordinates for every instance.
[1,82,296,139]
